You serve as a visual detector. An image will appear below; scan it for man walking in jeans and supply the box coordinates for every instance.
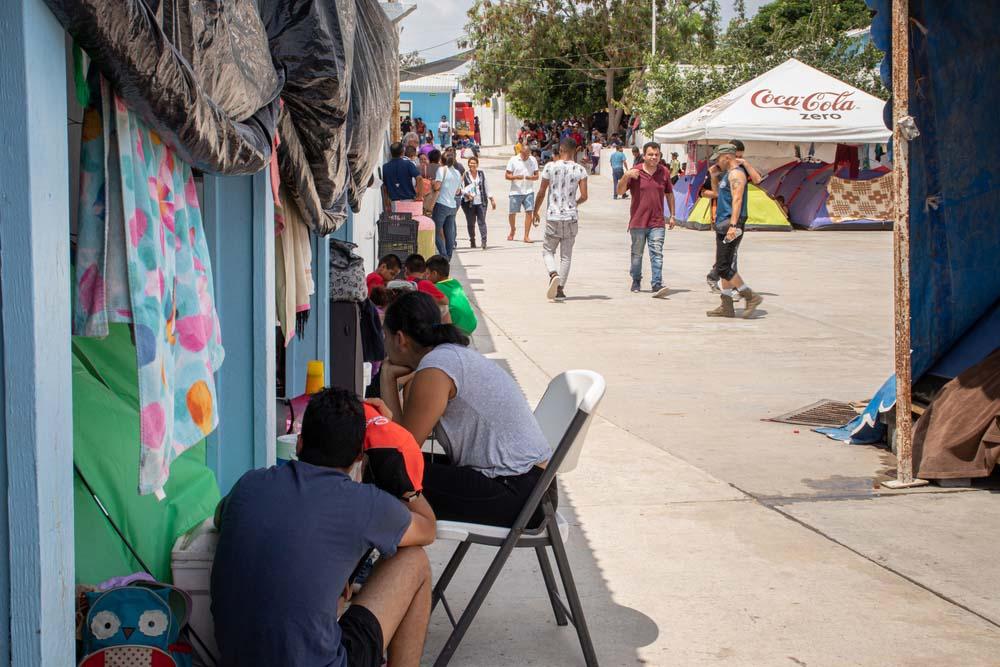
[618,141,675,298]
[534,138,588,301]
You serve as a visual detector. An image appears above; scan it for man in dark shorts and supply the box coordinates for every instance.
[703,139,762,294]
[706,144,763,319]
[211,387,437,667]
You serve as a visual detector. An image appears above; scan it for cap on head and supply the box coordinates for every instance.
[709,144,738,163]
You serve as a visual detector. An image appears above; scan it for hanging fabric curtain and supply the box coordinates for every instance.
[75,80,225,496]
[44,0,281,175]
[275,187,315,347]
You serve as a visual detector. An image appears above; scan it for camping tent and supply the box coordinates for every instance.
[653,58,892,145]
[761,160,893,230]
[684,184,791,231]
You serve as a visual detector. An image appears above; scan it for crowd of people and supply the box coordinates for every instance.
[208,116,772,667]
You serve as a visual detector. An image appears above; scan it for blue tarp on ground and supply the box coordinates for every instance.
[821,0,1000,443]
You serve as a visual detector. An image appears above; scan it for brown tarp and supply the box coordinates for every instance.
[914,349,1000,479]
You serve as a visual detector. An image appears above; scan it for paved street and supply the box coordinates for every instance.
[421,149,1000,666]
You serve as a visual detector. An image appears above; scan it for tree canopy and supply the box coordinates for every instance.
[630,0,884,132]
[460,0,883,137]
[461,0,718,134]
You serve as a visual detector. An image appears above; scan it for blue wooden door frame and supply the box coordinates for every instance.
[202,172,277,495]
[0,0,76,663]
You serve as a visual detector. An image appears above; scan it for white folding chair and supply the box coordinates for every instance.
[431,370,606,667]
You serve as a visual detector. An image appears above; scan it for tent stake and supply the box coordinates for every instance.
[882,0,926,490]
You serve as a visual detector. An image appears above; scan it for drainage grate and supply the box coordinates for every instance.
[766,399,860,427]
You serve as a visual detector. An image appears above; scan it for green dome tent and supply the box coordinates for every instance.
[682,183,792,232]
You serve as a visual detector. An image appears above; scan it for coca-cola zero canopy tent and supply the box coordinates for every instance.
[653,58,891,144]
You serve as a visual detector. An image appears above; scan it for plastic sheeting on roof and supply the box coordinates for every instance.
[45,0,281,175]
[347,0,399,211]
[653,59,891,144]
[260,0,357,234]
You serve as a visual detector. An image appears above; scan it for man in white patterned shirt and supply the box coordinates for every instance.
[533,138,589,301]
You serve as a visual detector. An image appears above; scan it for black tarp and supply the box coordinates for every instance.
[45,0,281,175]
[347,0,398,210]
[260,0,357,234]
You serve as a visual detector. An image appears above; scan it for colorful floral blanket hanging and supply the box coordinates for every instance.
[74,80,225,496]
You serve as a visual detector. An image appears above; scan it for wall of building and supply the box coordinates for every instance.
[400,91,453,134]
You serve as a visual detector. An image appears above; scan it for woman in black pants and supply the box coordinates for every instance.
[379,291,556,528]
[459,157,495,249]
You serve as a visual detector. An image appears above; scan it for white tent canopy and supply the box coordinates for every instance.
[653,59,891,145]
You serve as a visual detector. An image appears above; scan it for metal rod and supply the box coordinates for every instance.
[891,0,913,484]
[651,0,657,57]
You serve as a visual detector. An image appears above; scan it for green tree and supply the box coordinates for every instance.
[630,0,884,131]
[461,0,717,134]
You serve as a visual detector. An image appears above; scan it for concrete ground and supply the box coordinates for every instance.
[420,149,1000,666]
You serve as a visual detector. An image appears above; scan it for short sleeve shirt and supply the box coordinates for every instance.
[628,164,673,229]
[212,462,410,667]
[435,166,462,210]
[506,156,539,195]
[540,160,588,221]
[416,344,550,477]
[382,158,420,201]
[609,151,627,171]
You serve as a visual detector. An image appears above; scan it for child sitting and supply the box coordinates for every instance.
[425,255,478,335]
[366,253,402,294]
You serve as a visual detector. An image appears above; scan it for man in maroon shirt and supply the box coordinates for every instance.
[618,142,676,298]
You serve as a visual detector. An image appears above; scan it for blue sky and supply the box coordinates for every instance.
[399,0,773,63]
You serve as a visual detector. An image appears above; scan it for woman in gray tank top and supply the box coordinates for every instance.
[379,291,556,528]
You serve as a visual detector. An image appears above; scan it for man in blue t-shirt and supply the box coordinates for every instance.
[609,145,629,200]
[211,388,437,667]
[381,141,424,211]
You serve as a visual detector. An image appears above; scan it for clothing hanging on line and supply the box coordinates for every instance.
[74,78,225,496]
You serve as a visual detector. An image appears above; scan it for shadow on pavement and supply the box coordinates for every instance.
[421,254,660,665]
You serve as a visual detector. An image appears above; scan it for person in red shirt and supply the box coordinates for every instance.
[366,254,402,294]
[617,141,676,298]
[402,254,450,318]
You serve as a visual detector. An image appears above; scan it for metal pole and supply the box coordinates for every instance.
[885,0,924,489]
[651,0,657,57]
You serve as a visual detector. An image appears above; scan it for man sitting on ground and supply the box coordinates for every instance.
[425,255,478,335]
[211,387,437,667]
[367,254,402,294]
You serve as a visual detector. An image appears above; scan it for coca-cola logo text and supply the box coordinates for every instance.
[750,89,857,120]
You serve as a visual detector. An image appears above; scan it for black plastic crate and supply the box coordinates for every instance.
[377,212,418,262]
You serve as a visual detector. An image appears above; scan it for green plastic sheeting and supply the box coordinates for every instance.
[74,324,221,585]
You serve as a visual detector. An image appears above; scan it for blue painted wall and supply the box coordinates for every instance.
[400,91,454,133]
[0,0,75,662]
[202,172,277,495]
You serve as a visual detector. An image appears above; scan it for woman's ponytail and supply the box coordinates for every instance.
[429,322,470,347]
[385,291,470,348]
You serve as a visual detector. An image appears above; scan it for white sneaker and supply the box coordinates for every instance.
[652,285,671,299]
[546,274,561,300]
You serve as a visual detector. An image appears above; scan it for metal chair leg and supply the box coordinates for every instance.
[432,541,471,612]
[548,514,600,667]
[535,546,568,626]
[433,537,519,667]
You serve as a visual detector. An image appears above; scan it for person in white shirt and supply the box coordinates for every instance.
[589,137,603,174]
[437,116,451,149]
[533,138,589,301]
[505,144,540,243]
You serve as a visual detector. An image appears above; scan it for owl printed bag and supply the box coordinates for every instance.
[79,583,194,667]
